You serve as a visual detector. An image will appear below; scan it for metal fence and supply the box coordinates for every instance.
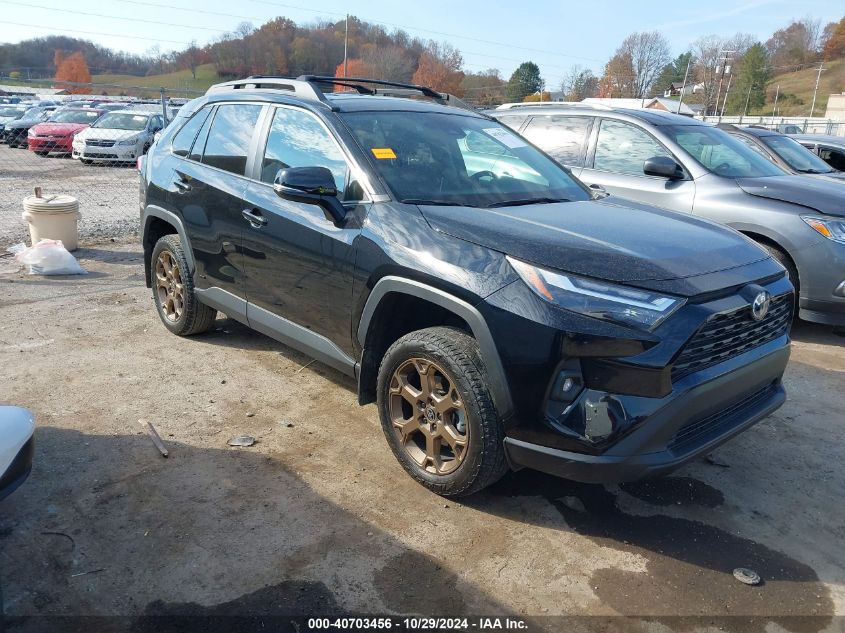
[699,115,843,136]
[0,83,195,248]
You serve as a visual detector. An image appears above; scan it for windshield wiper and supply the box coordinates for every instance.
[488,197,570,208]
[797,168,833,174]
[401,199,478,207]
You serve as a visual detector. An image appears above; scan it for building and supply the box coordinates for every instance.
[581,97,696,116]
[0,84,67,98]
[824,94,845,123]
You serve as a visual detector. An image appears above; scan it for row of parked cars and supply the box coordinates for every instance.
[0,99,180,165]
[135,75,842,497]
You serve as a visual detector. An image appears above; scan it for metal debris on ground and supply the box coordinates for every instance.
[705,454,731,468]
[733,567,762,585]
[228,435,256,447]
[70,568,105,578]
[139,419,169,457]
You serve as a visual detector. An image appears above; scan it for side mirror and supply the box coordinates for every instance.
[588,183,609,199]
[643,156,684,180]
[274,166,346,223]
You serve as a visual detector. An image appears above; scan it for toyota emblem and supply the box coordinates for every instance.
[751,291,771,321]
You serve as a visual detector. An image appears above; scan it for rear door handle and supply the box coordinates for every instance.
[173,175,192,193]
[242,208,268,227]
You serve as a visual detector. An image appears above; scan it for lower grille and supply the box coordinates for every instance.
[672,294,792,381]
[669,382,777,454]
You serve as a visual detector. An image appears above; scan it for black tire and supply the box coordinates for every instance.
[377,326,508,497]
[150,234,217,336]
[761,243,799,313]
[80,159,92,165]
[35,151,48,156]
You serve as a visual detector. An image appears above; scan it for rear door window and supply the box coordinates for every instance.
[171,107,211,157]
[593,119,673,176]
[200,104,263,176]
[521,115,592,166]
[820,147,845,171]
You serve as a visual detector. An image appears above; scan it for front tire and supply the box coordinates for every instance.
[377,327,508,497]
[761,243,799,314]
[150,234,217,336]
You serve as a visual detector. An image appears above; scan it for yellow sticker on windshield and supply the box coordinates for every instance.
[371,147,397,159]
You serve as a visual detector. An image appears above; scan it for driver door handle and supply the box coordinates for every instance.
[242,208,268,227]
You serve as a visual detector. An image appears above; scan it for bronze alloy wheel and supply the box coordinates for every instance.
[154,250,185,322]
[388,357,469,476]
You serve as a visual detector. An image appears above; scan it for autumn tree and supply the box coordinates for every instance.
[506,61,542,102]
[822,16,845,60]
[766,18,822,69]
[54,51,91,94]
[412,42,464,95]
[599,52,634,97]
[460,69,505,106]
[690,33,753,114]
[559,65,598,101]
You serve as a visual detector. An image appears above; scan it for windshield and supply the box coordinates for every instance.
[341,111,591,207]
[761,135,834,174]
[92,112,149,130]
[665,125,786,178]
[0,107,26,118]
[48,109,103,124]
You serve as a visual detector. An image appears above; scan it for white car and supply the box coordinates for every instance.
[0,407,34,501]
[72,110,165,164]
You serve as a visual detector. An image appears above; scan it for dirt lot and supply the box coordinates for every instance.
[1,241,844,632]
[0,144,138,246]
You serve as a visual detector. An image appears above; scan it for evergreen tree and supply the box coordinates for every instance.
[506,62,542,102]
[727,43,770,115]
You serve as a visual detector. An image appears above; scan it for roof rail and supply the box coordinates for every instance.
[205,75,478,113]
[206,76,336,110]
[494,101,613,111]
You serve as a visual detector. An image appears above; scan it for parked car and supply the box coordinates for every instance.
[27,107,105,156]
[490,105,845,327]
[792,135,845,172]
[73,110,165,164]
[1,105,59,147]
[718,124,845,182]
[0,105,28,126]
[0,407,34,502]
[140,76,793,497]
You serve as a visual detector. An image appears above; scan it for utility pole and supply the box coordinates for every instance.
[720,73,732,117]
[343,14,349,78]
[713,50,734,117]
[742,83,754,119]
[810,62,826,117]
[677,57,691,114]
[771,84,780,124]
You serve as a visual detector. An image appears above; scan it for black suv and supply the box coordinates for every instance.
[140,76,793,497]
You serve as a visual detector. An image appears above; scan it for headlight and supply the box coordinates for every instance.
[507,256,685,331]
[27,128,36,137]
[802,216,845,244]
[117,138,139,146]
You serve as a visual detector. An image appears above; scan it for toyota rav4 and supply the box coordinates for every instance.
[139,76,793,497]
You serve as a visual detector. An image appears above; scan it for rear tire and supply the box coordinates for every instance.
[150,234,217,336]
[377,326,508,497]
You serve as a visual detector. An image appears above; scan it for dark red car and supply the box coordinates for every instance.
[28,108,105,155]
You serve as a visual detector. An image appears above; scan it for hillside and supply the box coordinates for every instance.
[764,58,845,116]
[91,63,219,98]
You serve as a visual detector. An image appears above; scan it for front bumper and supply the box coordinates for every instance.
[795,237,845,326]
[28,136,72,153]
[0,436,34,501]
[73,142,140,162]
[504,341,789,483]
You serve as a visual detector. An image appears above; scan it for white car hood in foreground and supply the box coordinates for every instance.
[1,406,34,476]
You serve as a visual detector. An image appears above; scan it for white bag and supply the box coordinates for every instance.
[14,239,86,275]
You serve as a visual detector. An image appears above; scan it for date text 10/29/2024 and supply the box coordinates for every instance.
[307,617,529,631]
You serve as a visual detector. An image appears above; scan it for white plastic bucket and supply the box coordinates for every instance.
[21,194,81,251]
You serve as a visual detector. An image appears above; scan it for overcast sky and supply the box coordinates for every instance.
[1,0,842,85]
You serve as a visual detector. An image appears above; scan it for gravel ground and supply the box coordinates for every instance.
[1,241,844,632]
[0,144,138,247]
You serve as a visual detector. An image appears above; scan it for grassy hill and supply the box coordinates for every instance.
[762,58,845,116]
[91,63,219,98]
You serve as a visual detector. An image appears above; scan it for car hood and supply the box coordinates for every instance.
[736,176,845,217]
[31,122,91,136]
[418,198,768,286]
[805,170,845,183]
[76,127,144,141]
[0,115,23,124]
[5,118,39,129]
